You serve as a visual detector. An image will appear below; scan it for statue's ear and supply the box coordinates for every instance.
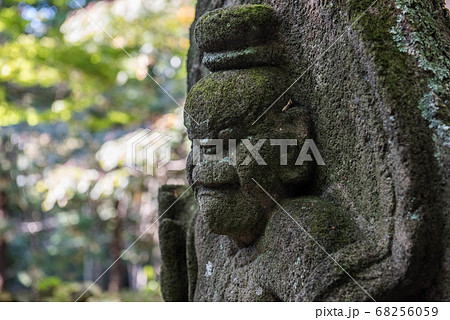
[274,106,315,187]
[275,106,311,140]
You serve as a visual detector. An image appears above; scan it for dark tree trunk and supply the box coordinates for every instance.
[108,196,127,292]
[0,190,8,292]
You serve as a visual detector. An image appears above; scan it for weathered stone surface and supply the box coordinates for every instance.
[192,197,358,301]
[160,0,450,301]
[202,44,284,71]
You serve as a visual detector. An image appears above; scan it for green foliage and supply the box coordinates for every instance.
[37,276,62,297]
[0,0,194,301]
[0,0,193,129]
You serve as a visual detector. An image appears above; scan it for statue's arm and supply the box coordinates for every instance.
[186,211,198,301]
[158,185,197,301]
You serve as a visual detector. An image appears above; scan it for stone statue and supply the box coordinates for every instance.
[159,1,450,301]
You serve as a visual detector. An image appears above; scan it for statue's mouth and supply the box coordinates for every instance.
[196,186,224,197]
[195,178,245,203]
[195,183,239,197]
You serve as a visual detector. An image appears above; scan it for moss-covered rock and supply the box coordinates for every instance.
[184,67,291,135]
[195,4,278,52]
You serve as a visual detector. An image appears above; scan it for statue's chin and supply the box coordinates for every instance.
[197,190,267,245]
[197,192,238,235]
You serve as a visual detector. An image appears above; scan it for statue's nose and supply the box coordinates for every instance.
[194,5,283,71]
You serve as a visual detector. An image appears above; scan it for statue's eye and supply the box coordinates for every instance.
[218,128,234,140]
[202,145,217,155]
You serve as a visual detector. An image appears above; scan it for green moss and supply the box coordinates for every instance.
[348,0,450,146]
[184,67,290,133]
[302,196,356,252]
[392,0,450,146]
[347,0,423,106]
[195,5,278,52]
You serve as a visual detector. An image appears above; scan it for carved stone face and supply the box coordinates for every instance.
[185,68,313,246]
[183,5,313,246]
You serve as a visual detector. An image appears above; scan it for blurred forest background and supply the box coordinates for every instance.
[0,0,194,301]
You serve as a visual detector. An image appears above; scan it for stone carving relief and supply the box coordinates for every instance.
[159,1,448,301]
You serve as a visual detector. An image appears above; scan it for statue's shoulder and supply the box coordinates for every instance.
[262,196,358,255]
[256,197,360,301]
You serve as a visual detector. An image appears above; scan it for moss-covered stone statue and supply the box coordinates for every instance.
[159,1,450,301]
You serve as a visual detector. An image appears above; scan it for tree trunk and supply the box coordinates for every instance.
[0,190,8,292]
[108,196,127,292]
